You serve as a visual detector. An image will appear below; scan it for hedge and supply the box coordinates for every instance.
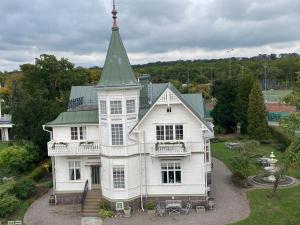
[0,193,20,218]
[269,126,292,151]
[12,178,36,200]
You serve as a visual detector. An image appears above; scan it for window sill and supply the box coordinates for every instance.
[161,183,183,186]
[68,180,83,183]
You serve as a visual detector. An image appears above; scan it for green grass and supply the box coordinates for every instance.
[0,142,9,150]
[231,185,300,225]
[211,139,300,225]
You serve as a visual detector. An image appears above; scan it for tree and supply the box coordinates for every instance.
[11,54,90,153]
[211,79,238,133]
[234,74,254,134]
[247,80,268,140]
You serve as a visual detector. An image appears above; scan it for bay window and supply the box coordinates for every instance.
[111,124,123,145]
[113,166,125,188]
[100,100,107,114]
[126,99,135,113]
[110,100,122,114]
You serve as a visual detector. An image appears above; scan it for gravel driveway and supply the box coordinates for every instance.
[24,158,250,225]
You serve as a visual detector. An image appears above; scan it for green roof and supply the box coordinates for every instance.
[96,29,140,88]
[46,110,98,126]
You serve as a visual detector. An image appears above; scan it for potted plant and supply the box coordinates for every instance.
[123,206,131,217]
[145,202,155,214]
[207,197,215,210]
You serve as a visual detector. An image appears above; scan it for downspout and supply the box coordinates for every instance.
[129,129,144,211]
[42,125,53,140]
[143,130,148,200]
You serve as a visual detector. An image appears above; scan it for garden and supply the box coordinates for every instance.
[0,142,52,224]
[211,132,300,225]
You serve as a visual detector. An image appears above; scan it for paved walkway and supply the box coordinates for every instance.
[24,158,250,225]
[103,158,250,225]
[23,191,81,225]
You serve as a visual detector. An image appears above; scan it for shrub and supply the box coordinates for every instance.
[99,199,111,210]
[230,156,257,187]
[0,193,19,218]
[99,209,114,218]
[29,167,46,182]
[214,125,226,134]
[12,178,36,199]
[269,126,292,150]
[145,202,155,210]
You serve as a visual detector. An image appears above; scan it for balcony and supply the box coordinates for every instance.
[48,141,101,156]
[151,141,191,157]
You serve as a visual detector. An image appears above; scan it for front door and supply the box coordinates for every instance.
[91,165,101,189]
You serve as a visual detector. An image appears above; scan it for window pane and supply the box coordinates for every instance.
[113,166,125,189]
[168,163,174,170]
[126,99,135,113]
[165,125,173,140]
[75,169,81,180]
[156,125,164,140]
[175,171,181,183]
[71,127,78,140]
[111,124,123,145]
[100,100,107,114]
[110,100,122,114]
[79,127,86,140]
[162,171,168,183]
[69,169,75,180]
[168,171,174,183]
[175,125,183,140]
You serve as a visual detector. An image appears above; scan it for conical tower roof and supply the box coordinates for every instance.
[96,2,140,89]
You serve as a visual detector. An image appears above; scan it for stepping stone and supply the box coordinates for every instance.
[81,217,102,225]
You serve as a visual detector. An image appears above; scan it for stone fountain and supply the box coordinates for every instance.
[264,152,278,183]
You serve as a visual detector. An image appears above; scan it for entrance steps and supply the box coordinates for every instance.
[82,190,102,217]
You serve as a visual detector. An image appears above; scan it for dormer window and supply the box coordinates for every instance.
[110,100,122,114]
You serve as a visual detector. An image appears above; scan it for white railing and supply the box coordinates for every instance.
[48,141,101,156]
[151,141,191,157]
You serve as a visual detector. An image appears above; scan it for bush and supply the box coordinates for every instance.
[12,178,36,199]
[269,126,292,150]
[214,125,226,134]
[0,193,20,218]
[29,167,46,182]
[230,156,257,187]
[99,199,111,210]
[99,209,114,218]
[145,202,155,210]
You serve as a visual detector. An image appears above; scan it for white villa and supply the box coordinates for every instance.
[44,4,214,214]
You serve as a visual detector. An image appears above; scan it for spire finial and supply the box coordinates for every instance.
[112,0,118,30]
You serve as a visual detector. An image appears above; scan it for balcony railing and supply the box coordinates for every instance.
[151,141,191,157]
[48,141,101,156]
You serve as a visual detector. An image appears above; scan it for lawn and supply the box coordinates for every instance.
[0,142,9,150]
[231,186,300,225]
[211,140,300,225]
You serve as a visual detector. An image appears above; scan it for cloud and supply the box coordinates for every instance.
[0,0,300,71]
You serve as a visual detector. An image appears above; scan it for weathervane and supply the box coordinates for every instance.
[112,0,118,30]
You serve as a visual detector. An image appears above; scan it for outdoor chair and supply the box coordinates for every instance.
[156,205,166,217]
[180,203,192,215]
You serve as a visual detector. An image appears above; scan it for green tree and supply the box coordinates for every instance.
[247,80,268,140]
[211,79,238,133]
[234,74,254,134]
[11,54,90,153]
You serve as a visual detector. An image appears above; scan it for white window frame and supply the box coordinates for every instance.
[110,100,122,115]
[111,124,123,145]
[112,166,125,189]
[126,99,135,114]
[100,100,107,114]
[68,160,81,181]
[70,126,86,141]
[156,124,184,141]
[116,202,124,210]
[161,161,182,184]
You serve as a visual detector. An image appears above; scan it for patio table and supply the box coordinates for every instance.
[166,201,182,215]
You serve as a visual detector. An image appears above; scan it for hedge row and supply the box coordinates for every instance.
[269,126,292,151]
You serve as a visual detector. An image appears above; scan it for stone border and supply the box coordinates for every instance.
[249,175,298,188]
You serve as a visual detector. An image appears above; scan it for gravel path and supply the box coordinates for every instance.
[103,158,250,225]
[23,190,81,225]
[24,158,250,225]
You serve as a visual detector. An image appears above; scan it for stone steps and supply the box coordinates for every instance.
[82,190,102,217]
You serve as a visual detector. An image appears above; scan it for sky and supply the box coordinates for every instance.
[1,0,300,71]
